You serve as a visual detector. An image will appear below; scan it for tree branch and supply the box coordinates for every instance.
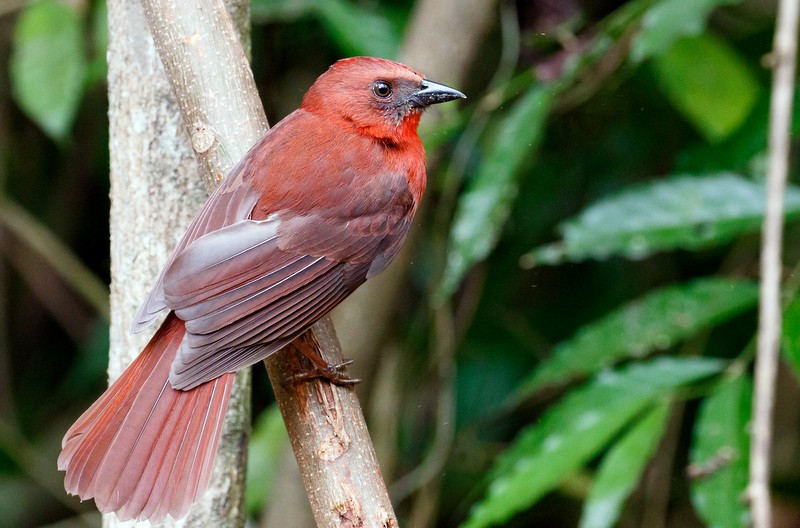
[135,0,397,526]
[749,0,800,526]
[265,319,397,527]
[106,0,255,525]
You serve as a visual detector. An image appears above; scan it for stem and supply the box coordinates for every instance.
[749,1,800,526]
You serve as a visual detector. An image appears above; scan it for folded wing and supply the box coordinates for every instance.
[162,217,373,389]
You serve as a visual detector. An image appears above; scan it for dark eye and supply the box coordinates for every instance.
[372,80,392,98]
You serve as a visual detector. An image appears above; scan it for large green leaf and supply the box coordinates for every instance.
[689,375,751,528]
[436,85,555,301]
[10,0,87,141]
[516,278,758,397]
[631,0,743,62]
[462,357,724,528]
[651,34,759,142]
[523,174,800,266]
[579,401,671,528]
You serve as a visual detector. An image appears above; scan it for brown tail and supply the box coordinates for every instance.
[58,313,235,521]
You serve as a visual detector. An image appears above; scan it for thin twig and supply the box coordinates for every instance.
[749,1,800,526]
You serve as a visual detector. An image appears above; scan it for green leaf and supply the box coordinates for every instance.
[781,295,800,381]
[516,278,758,397]
[316,0,399,58]
[631,0,743,62]
[436,85,555,301]
[462,357,724,528]
[651,34,759,142]
[689,375,752,528]
[522,174,800,266]
[246,405,290,515]
[579,401,671,528]
[10,0,87,141]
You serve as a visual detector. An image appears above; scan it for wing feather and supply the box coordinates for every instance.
[160,210,408,388]
[178,255,328,335]
[131,181,261,332]
[169,262,357,390]
[150,162,416,390]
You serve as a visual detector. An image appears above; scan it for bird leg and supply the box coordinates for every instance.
[291,358,361,385]
[288,331,361,385]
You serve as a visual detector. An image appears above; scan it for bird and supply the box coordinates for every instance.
[58,56,465,521]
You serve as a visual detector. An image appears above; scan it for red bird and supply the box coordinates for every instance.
[58,57,464,521]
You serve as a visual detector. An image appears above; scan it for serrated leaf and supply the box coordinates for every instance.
[516,278,758,397]
[631,0,743,62]
[651,34,759,142]
[523,174,800,266]
[690,375,751,528]
[246,405,290,515]
[10,0,87,141]
[437,85,555,301]
[462,357,724,528]
[579,401,671,528]
[316,0,399,58]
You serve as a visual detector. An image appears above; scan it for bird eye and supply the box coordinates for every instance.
[372,80,392,98]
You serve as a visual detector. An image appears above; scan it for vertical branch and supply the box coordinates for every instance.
[749,1,800,526]
[138,0,268,187]
[132,0,397,526]
[106,0,253,526]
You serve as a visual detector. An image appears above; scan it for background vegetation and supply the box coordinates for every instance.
[1,0,799,526]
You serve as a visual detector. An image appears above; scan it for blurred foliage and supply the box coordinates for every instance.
[3,0,800,527]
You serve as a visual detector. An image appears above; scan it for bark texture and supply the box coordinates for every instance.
[111,0,398,527]
[106,0,252,525]
[266,318,398,528]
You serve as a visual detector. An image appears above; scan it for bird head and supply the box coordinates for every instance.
[301,57,465,143]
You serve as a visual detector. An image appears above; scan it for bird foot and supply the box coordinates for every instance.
[289,359,361,386]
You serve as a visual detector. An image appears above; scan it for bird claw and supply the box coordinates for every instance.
[288,359,361,386]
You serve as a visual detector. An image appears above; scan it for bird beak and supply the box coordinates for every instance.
[409,80,466,108]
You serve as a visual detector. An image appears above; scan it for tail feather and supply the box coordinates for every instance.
[58,314,235,521]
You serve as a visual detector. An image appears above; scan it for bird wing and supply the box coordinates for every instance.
[162,207,410,390]
[131,108,417,389]
[130,178,262,333]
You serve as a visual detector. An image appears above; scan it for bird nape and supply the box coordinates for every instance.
[58,56,464,521]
